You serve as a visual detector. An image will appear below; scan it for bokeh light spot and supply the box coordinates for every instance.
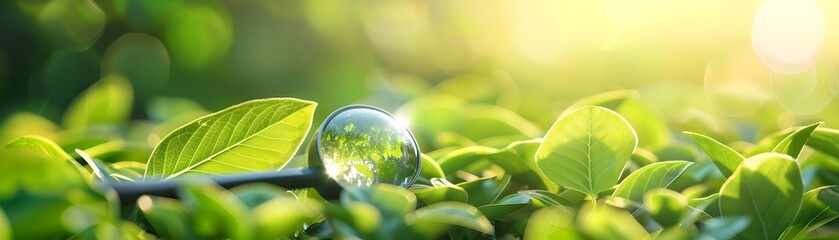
[772,58,838,115]
[704,51,772,117]
[38,0,105,51]
[165,3,233,69]
[115,0,184,30]
[512,0,623,65]
[102,33,170,99]
[752,0,826,74]
[361,0,428,65]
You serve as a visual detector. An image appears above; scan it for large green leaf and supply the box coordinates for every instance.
[536,106,638,197]
[612,161,693,202]
[685,131,744,177]
[62,75,133,129]
[144,98,316,179]
[780,185,839,240]
[719,153,804,240]
[771,122,821,159]
[807,128,839,159]
[3,135,88,177]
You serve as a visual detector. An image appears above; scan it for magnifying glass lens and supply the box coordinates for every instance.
[315,106,420,189]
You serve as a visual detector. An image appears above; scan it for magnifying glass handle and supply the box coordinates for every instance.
[112,168,326,206]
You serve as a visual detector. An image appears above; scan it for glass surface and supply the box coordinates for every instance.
[318,107,419,188]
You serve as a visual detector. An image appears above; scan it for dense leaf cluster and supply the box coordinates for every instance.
[1,80,839,239]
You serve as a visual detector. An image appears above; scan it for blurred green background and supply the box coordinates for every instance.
[2,0,839,139]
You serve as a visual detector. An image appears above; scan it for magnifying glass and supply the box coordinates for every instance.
[111,105,421,206]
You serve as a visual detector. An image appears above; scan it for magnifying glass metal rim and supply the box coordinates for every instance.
[111,104,422,206]
[310,104,422,189]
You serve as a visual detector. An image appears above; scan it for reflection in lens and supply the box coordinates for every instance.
[317,106,420,189]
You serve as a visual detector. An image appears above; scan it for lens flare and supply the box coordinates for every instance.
[752,0,826,74]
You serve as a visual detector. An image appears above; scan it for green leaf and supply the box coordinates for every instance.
[686,193,719,221]
[771,122,822,158]
[107,161,145,182]
[630,147,658,166]
[0,149,101,239]
[412,178,468,205]
[230,183,295,210]
[137,196,194,239]
[419,154,445,180]
[685,131,745,177]
[436,139,557,192]
[536,106,638,197]
[178,181,253,239]
[519,190,577,207]
[327,201,382,238]
[820,185,839,211]
[457,175,511,206]
[477,193,532,218]
[395,95,466,150]
[144,98,316,179]
[406,202,494,238]
[0,112,59,145]
[644,188,687,228]
[3,135,88,177]
[806,128,839,160]
[780,185,839,240]
[612,161,693,202]
[342,184,416,217]
[698,216,750,240]
[62,75,133,129]
[253,195,321,239]
[719,153,803,240]
[617,99,670,149]
[76,149,116,185]
[0,207,9,240]
[524,206,583,240]
[457,105,541,141]
[578,203,649,240]
[746,123,821,158]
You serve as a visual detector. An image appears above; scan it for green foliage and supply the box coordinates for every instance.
[685,131,745,177]
[612,161,692,202]
[144,98,316,179]
[4,87,839,239]
[719,153,803,240]
[536,106,638,197]
[62,75,134,129]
